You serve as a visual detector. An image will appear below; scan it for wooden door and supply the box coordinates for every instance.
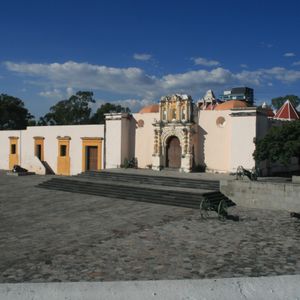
[87,146,98,171]
[166,136,181,168]
[57,139,71,175]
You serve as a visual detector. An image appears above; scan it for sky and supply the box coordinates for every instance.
[1,0,300,118]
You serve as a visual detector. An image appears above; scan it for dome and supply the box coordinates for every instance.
[139,104,159,113]
[214,100,249,111]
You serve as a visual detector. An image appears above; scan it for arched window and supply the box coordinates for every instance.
[162,109,167,120]
[182,108,186,120]
[172,108,176,120]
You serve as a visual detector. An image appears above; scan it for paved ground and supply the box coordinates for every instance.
[1,171,300,283]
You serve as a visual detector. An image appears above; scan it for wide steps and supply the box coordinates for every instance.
[37,177,229,209]
[77,171,219,191]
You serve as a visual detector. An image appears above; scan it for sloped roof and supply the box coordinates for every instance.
[274,100,299,120]
[214,100,249,111]
[139,104,159,113]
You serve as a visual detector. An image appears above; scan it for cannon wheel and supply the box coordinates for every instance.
[217,200,228,220]
[200,198,209,219]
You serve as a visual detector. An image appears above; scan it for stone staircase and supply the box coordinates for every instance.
[77,170,220,190]
[37,171,234,209]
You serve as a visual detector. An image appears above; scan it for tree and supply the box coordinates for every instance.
[253,121,300,165]
[90,103,130,124]
[0,94,34,130]
[39,91,95,125]
[271,95,300,110]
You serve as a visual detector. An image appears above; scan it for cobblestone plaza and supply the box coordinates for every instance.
[1,172,300,283]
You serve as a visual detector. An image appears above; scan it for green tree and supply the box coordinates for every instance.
[90,103,130,124]
[0,94,34,130]
[253,121,300,165]
[271,95,300,110]
[39,91,95,125]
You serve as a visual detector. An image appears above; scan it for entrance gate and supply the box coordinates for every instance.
[166,136,181,168]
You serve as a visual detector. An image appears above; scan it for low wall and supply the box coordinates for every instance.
[1,275,300,300]
[221,179,300,211]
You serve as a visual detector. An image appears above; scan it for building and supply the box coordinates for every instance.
[274,100,300,121]
[220,87,254,105]
[0,90,298,176]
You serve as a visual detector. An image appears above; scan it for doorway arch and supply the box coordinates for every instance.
[166,136,181,168]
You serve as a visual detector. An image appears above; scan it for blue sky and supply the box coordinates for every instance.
[1,0,300,118]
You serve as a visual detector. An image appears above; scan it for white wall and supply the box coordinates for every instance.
[229,112,257,172]
[105,113,136,169]
[120,115,136,164]
[0,125,104,175]
[132,112,159,169]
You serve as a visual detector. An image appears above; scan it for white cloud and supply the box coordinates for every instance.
[5,61,300,104]
[66,87,74,97]
[284,52,296,57]
[193,57,220,67]
[39,89,63,98]
[94,98,153,112]
[5,61,156,97]
[240,64,248,68]
[133,53,152,61]
[292,61,300,66]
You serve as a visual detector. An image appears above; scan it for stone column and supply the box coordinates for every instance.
[152,127,163,171]
[180,126,193,173]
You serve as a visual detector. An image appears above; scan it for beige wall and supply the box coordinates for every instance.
[198,110,232,172]
[133,112,159,169]
[0,125,104,175]
[198,109,268,173]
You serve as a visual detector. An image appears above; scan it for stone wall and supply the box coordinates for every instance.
[220,179,300,211]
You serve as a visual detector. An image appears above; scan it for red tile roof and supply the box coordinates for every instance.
[274,100,299,120]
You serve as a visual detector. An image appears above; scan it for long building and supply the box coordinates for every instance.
[0,91,298,176]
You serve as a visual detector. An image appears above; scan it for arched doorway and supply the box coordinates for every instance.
[166,136,181,168]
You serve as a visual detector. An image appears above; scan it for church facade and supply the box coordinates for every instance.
[0,91,297,176]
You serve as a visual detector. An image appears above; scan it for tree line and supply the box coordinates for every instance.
[0,91,130,130]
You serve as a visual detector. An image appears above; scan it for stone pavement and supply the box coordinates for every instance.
[1,171,300,283]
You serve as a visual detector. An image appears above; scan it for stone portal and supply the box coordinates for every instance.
[152,94,196,172]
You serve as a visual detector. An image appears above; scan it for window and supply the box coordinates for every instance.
[216,116,226,128]
[137,119,144,127]
[182,108,186,120]
[172,108,176,120]
[163,109,167,120]
[11,144,16,154]
[60,145,67,157]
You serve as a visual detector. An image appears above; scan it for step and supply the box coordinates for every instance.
[77,171,220,190]
[37,177,232,209]
[38,181,206,204]
[38,185,202,209]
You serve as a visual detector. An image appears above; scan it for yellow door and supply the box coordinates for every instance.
[9,137,19,170]
[57,137,71,175]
